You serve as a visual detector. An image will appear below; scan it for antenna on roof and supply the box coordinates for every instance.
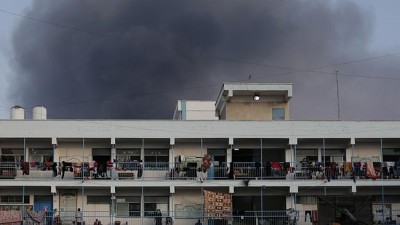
[336,69,341,120]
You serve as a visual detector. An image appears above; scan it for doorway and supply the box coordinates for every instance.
[92,148,111,176]
[60,190,77,224]
[318,196,372,225]
[207,149,226,179]
[34,195,53,224]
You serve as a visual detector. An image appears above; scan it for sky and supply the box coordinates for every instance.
[0,1,400,120]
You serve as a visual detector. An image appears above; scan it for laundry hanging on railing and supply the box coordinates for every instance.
[26,210,47,225]
[204,190,232,218]
[22,162,30,175]
[365,162,377,180]
[0,210,23,225]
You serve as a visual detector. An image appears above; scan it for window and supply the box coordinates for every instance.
[92,148,111,156]
[296,149,318,163]
[116,149,141,162]
[0,205,32,211]
[29,149,53,163]
[296,196,317,204]
[383,149,400,162]
[128,203,141,217]
[116,197,140,217]
[116,196,169,217]
[1,149,24,162]
[144,197,168,216]
[272,108,285,121]
[323,149,345,163]
[144,203,157,216]
[116,149,141,170]
[87,196,110,204]
[144,149,169,169]
[0,196,29,204]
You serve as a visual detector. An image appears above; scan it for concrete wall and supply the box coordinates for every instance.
[174,143,204,158]
[174,101,218,121]
[185,101,218,121]
[226,99,289,121]
[352,141,381,161]
[57,143,93,162]
[174,189,203,205]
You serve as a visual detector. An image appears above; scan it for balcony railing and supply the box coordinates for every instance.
[1,161,399,181]
[19,209,395,225]
[0,162,17,179]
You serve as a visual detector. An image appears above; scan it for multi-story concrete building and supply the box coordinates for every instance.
[0,82,399,225]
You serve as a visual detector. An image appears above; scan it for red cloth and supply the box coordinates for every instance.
[271,162,280,170]
[106,160,113,168]
[312,210,318,222]
[23,162,30,175]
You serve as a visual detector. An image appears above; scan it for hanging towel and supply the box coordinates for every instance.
[365,162,377,180]
[26,211,46,225]
[23,162,30,175]
[311,210,318,222]
[344,162,352,173]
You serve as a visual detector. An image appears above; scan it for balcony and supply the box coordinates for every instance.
[6,209,392,225]
[0,161,398,182]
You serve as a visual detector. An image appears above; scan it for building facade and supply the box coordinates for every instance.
[0,83,399,225]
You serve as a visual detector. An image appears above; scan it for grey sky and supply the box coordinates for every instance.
[0,1,400,120]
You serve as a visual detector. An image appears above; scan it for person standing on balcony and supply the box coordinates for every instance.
[255,161,261,178]
[106,159,113,178]
[227,162,235,179]
[54,208,62,225]
[52,162,58,177]
[61,161,66,179]
[286,208,298,225]
[75,208,83,225]
[137,160,143,179]
[154,209,162,225]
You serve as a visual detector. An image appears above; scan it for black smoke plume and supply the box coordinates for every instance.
[9,1,377,119]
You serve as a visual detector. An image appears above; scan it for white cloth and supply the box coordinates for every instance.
[386,162,395,169]
[75,211,83,223]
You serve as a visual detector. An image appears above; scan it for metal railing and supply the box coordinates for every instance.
[0,162,17,179]
[21,209,400,225]
[2,161,399,181]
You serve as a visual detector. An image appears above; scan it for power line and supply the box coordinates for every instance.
[0,9,109,37]
[217,56,400,81]
[11,61,400,110]
[335,69,341,120]
[217,52,400,72]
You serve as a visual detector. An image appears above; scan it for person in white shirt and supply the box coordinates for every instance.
[75,208,83,225]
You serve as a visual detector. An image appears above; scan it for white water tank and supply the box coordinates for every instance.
[10,106,25,120]
[33,106,47,120]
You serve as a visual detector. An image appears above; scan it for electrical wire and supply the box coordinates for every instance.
[0,9,109,37]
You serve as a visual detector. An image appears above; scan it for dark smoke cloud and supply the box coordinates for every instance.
[9,0,382,119]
